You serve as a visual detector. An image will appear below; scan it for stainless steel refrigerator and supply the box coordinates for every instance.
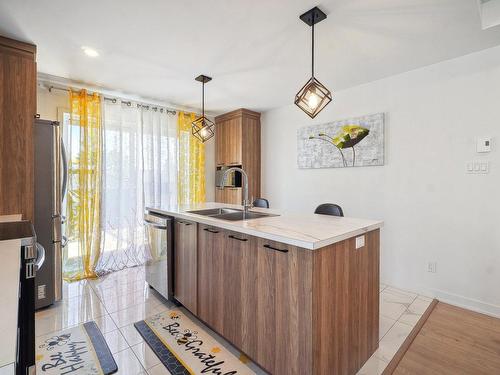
[34,119,68,309]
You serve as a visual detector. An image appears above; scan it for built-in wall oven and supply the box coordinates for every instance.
[143,211,173,300]
[215,165,242,188]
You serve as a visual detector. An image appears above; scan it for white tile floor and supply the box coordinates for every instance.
[36,268,432,375]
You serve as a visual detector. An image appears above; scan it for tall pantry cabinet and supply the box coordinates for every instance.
[0,36,37,221]
[214,108,261,205]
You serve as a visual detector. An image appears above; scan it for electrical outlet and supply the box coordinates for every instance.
[427,262,437,273]
[355,235,365,249]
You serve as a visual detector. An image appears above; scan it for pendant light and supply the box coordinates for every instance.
[294,7,332,118]
[192,74,215,142]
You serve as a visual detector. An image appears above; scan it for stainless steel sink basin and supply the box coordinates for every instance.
[214,211,278,221]
[187,208,242,216]
[187,208,278,221]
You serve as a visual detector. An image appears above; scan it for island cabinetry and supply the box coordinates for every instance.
[196,221,380,375]
[311,230,380,375]
[173,219,198,314]
[197,223,313,374]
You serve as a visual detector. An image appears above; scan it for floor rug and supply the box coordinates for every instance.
[36,321,118,375]
[135,309,258,375]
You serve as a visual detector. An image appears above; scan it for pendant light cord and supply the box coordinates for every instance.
[202,81,205,117]
[311,21,315,78]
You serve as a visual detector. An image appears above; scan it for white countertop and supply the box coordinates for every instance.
[146,202,383,250]
[0,238,21,368]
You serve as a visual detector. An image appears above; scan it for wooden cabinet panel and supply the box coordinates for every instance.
[215,187,242,205]
[220,231,255,347]
[215,117,242,166]
[197,223,225,332]
[241,114,261,202]
[225,118,242,165]
[174,219,198,314]
[0,37,36,221]
[312,229,380,375]
[253,238,313,375]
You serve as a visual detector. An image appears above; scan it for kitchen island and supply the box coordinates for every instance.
[147,202,383,375]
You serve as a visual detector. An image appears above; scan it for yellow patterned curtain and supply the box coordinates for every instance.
[63,90,103,281]
[177,112,206,205]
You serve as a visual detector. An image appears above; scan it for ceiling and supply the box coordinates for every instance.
[1,0,500,113]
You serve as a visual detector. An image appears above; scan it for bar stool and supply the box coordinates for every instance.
[253,198,270,208]
[314,203,344,217]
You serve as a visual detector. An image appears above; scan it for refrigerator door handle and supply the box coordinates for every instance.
[35,243,46,270]
[61,139,68,202]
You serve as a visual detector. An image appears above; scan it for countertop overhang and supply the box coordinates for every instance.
[146,202,383,250]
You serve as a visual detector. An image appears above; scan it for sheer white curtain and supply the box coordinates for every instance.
[96,101,177,274]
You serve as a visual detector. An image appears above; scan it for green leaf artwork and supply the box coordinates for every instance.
[298,113,384,169]
[308,125,369,167]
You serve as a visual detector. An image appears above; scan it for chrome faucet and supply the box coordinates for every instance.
[221,167,252,213]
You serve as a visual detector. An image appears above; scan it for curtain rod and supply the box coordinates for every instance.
[43,84,178,115]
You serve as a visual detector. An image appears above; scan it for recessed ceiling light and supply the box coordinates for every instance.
[81,46,99,57]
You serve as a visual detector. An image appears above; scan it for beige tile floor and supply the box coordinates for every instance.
[35,267,432,375]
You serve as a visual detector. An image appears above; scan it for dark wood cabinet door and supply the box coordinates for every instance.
[250,238,313,375]
[197,223,225,332]
[219,231,255,347]
[174,219,197,314]
[215,117,242,166]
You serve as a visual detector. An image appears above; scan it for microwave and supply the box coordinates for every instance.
[215,166,241,188]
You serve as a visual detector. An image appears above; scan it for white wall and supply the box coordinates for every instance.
[37,86,69,120]
[36,86,215,201]
[261,45,500,317]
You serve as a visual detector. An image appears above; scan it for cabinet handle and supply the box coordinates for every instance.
[178,221,192,226]
[203,228,219,234]
[228,235,248,242]
[263,244,289,253]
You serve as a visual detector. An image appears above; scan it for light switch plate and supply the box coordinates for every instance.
[355,235,365,249]
[466,161,489,174]
[476,137,492,153]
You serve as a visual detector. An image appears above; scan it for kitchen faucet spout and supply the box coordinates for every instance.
[220,167,252,213]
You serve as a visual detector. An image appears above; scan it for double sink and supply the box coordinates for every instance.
[187,208,278,221]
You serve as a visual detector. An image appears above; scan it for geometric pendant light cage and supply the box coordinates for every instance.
[192,74,215,143]
[294,7,332,118]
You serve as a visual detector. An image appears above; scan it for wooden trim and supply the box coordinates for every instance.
[312,229,380,374]
[382,299,439,375]
[0,35,36,55]
[215,108,260,122]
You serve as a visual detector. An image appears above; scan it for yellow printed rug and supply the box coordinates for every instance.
[135,309,259,375]
[36,321,117,375]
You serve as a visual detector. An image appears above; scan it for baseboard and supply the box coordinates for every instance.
[423,288,500,319]
[380,280,500,319]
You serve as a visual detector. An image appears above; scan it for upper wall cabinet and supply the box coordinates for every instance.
[214,109,261,203]
[215,114,242,166]
[0,36,37,221]
[215,108,260,167]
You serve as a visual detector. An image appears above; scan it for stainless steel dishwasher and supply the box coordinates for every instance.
[143,211,173,300]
